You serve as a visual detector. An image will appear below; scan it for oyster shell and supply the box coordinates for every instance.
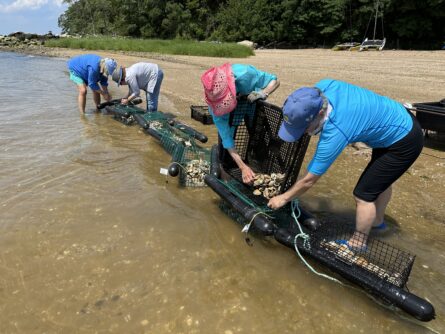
[251,173,285,199]
[184,159,210,186]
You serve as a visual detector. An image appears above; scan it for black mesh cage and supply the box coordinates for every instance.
[309,222,415,288]
[219,99,310,193]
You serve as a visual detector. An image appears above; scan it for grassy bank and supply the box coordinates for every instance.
[44,37,254,58]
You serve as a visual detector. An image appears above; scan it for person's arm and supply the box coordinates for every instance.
[246,66,280,103]
[88,67,111,101]
[262,79,280,97]
[121,75,140,104]
[268,172,321,209]
[227,148,255,183]
[211,109,255,183]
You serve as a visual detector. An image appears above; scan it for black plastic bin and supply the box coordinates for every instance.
[191,105,214,125]
[413,100,445,134]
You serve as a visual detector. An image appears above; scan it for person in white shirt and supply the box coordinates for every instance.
[112,62,164,112]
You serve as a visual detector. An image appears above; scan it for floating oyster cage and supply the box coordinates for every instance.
[172,144,211,187]
[309,222,415,288]
[219,99,310,196]
[413,100,445,135]
[105,104,145,125]
[191,105,213,125]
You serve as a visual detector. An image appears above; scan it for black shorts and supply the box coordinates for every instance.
[353,112,424,202]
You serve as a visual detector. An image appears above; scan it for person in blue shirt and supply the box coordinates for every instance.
[201,63,280,183]
[268,79,423,249]
[67,54,117,113]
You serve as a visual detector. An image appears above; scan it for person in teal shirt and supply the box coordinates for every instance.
[268,79,423,249]
[201,63,280,183]
[67,54,117,113]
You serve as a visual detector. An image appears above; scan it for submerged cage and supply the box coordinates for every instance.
[219,99,311,194]
[309,222,415,288]
[105,103,146,125]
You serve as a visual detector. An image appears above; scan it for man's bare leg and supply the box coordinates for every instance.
[92,90,101,112]
[374,186,392,227]
[349,196,377,248]
[77,84,87,113]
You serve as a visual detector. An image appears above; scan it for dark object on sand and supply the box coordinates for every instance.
[191,105,214,125]
[413,100,445,135]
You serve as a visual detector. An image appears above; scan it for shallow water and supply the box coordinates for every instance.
[0,52,444,333]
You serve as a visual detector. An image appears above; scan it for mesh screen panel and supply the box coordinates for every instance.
[220,99,310,193]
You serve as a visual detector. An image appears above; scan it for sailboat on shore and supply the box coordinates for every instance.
[359,0,386,51]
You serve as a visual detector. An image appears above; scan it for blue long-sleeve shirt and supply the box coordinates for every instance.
[67,54,108,91]
[307,79,413,175]
[209,64,277,149]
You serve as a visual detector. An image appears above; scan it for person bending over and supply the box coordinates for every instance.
[112,62,164,113]
[268,79,423,249]
[67,54,116,113]
[201,63,280,183]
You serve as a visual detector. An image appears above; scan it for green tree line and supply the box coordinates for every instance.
[59,0,445,49]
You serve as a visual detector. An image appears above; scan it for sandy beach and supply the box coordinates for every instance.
[0,46,444,333]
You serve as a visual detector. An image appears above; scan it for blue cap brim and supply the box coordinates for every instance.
[278,121,305,142]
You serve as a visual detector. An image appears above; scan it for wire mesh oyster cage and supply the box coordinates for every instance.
[191,105,213,125]
[309,222,415,288]
[105,103,146,125]
[171,143,211,187]
[138,112,190,156]
[219,99,311,196]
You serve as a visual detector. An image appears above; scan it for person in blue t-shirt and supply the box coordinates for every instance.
[67,54,117,113]
[268,79,423,249]
[201,63,280,183]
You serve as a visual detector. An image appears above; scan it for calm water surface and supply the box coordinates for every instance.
[0,52,443,333]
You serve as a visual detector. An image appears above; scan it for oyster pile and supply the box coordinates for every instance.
[321,240,403,286]
[252,173,285,199]
[149,121,163,130]
[185,159,210,186]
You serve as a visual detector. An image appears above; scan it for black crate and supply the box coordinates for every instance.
[413,101,445,134]
[191,105,214,125]
[309,222,415,288]
[219,99,310,196]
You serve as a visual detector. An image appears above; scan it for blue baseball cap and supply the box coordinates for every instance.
[111,66,123,86]
[278,87,324,142]
[103,58,117,76]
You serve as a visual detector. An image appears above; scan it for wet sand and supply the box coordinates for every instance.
[0,47,444,333]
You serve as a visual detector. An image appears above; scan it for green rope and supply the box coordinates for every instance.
[216,179,273,215]
[291,199,344,284]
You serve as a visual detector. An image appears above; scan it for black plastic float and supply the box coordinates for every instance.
[274,228,435,322]
[204,175,276,236]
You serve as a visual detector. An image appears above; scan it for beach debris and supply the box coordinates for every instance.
[252,173,285,199]
[185,159,210,186]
